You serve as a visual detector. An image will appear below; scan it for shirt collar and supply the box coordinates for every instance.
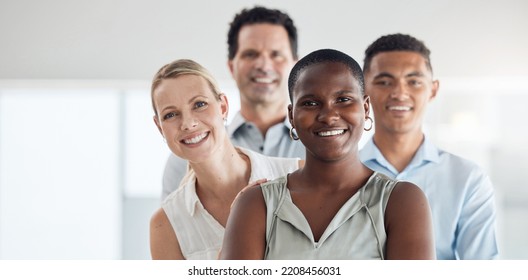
[360,134,441,169]
[182,147,257,216]
[226,111,246,137]
[419,135,441,163]
[226,111,292,136]
[181,169,199,216]
[360,137,382,163]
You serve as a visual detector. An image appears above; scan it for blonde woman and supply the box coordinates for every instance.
[149,59,301,259]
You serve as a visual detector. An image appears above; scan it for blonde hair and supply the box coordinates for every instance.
[151,59,222,116]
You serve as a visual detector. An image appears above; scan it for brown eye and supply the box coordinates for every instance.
[242,51,258,59]
[336,97,351,103]
[409,80,422,86]
[301,100,318,107]
[271,51,285,61]
[375,80,391,86]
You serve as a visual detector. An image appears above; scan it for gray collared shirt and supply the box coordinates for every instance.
[161,111,305,200]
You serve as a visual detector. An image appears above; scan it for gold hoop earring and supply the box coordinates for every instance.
[289,127,299,141]
[364,116,373,131]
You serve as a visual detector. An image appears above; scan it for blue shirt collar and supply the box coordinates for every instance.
[419,135,441,163]
[360,135,441,174]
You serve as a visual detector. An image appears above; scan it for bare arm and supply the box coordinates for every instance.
[385,182,435,260]
[219,185,267,259]
[149,208,185,260]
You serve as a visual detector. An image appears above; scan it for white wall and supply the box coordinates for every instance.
[1,0,527,80]
[0,0,527,259]
[0,89,122,259]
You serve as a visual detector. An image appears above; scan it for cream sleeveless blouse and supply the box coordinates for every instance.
[162,148,300,260]
[261,172,397,260]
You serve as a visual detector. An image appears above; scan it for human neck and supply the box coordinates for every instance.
[190,141,251,198]
[239,98,288,136]
[372,128,424,173]
[298,152,370,192]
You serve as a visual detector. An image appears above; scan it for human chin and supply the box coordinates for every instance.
[249,82,278,96]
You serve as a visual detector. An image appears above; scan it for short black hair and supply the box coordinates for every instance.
[363,33,432,74]
[227,6,298,60]
[288,49,364,102]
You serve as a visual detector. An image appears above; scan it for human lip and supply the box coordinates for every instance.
[181,132,209,145]
[251,76,276,84]
[386,105,412,111]
[316,129,346,137]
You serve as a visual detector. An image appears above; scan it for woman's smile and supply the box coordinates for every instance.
[315,129,346,137]
[181,131,210,145]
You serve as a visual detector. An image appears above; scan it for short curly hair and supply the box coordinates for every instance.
[227,6,298,60]
[288,49,364,102]
[363,33,432,74]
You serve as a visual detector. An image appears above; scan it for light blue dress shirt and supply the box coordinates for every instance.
[360,136,499,260]
[161,111,305,200]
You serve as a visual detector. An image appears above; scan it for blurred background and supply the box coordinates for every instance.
[0,0,527,259]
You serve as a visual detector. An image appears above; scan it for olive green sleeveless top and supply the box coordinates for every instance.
[261,172,397,260]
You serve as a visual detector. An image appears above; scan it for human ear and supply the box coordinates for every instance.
[288,104,294,127]
[430,80,440,101]
[227,60,235,79]
[153,115,163,136]
[363,95,371,117]
[219,93,229,120]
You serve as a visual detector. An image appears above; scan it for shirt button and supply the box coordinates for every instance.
[260,146,264,151]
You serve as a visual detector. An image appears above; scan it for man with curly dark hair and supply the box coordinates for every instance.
[360,33,499,259]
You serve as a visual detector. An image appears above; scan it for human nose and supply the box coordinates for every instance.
[254,54,273,71]
[317,104,340,124]
[390,81,409,100]
[180,111,198,131]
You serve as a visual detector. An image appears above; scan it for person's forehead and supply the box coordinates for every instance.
[369,51,430,74]
[156,75,210,95]
[303,61,349,75]
[296,62,358,91]
[237,23,290,48]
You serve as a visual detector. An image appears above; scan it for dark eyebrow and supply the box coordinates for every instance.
[240,49,258,54]
[405,71,425,78]
[335,90,355,95]
[373,72,394,80]
[373,71,425,79]
[296,90,356,102]
[296,93,316,100]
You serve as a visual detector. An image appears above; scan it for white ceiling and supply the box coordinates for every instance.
[1,0,527,80]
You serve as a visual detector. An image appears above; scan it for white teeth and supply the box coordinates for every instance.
[183,132,208,144]
[388,106,411,111]
[317,129,345,137]
[254,77,274,83]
